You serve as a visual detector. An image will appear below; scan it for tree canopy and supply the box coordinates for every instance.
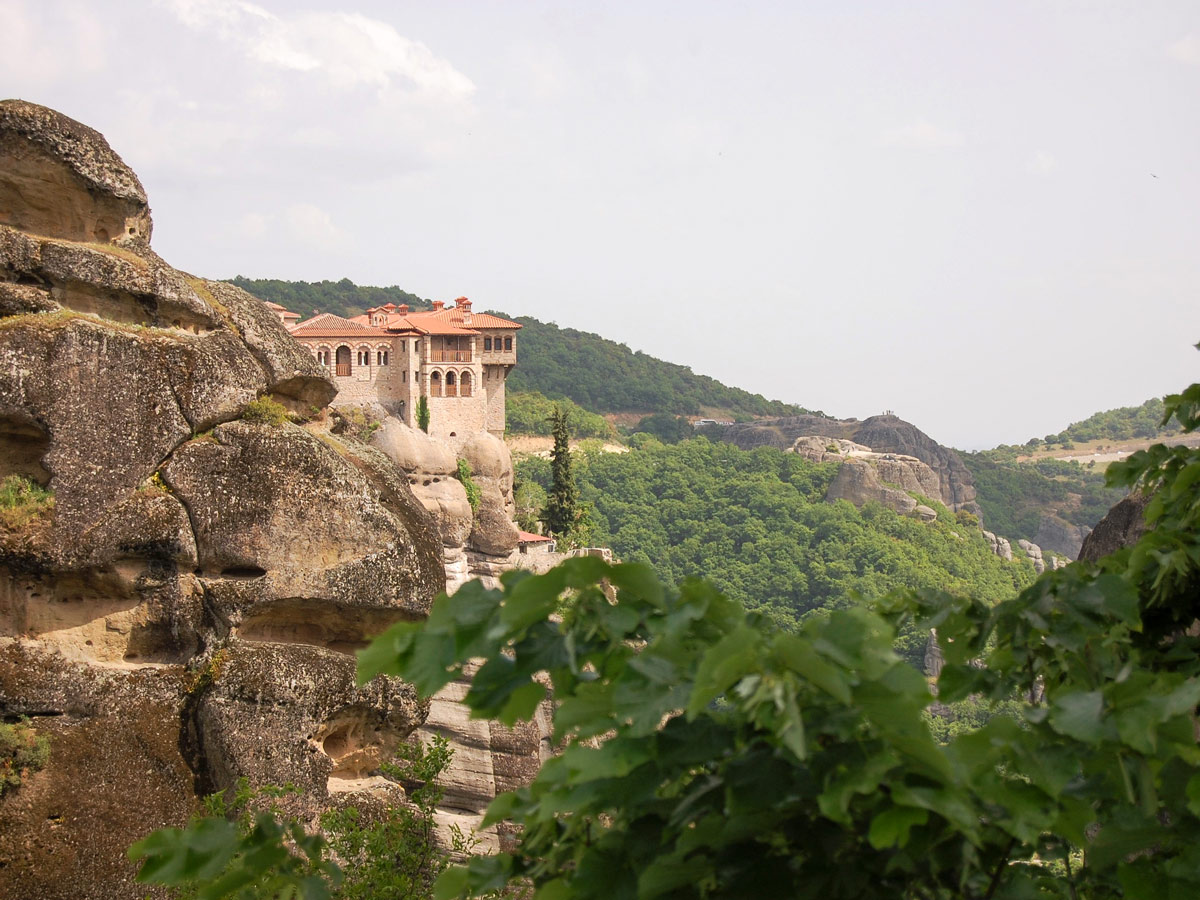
[227,277,432,321]
[361,377,1200,900]
[130,374,1200,900]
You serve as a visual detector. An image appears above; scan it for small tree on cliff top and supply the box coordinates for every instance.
[543,405,578,540]
[416,395,430,433]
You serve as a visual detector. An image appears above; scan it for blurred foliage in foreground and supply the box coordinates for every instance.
[131,369,1200,899]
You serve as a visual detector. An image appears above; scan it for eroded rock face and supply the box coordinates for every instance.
[716,413,982,519]
[372,419,520,592]
[0,99,152,244]
[1078,494,1149,562]
[1034,514,1092,561]
[818,443,949,521]
[982,530,1013,561]
[0,102,444,899]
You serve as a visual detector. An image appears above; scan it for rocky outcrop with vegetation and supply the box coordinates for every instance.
[0,100,447,899]
[714,413,981,518]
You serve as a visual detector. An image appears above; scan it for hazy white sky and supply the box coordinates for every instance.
[4,0,1198,448]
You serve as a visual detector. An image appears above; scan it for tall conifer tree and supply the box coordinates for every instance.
[544,405,577,539]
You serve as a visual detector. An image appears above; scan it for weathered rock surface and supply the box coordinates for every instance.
[0,644,195,900]
[715,413,982,519]
[195,642,425,797]
[0,99,152,244]
[1034,514,1091,561]
[373,419,520,592]
[1016,538,1066,575]
[982,530,1013,561]
[807,437,948,521]
[1078,494,1149,563]
[417,664,552,855]
[0,102,445,899]
[826,458,922,517]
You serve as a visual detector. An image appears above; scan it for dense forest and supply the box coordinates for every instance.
[497,315,812,419]
[505,391,615,439]
[227,277,432,320]
[516,437,1036,663]
[959,453,1124,543]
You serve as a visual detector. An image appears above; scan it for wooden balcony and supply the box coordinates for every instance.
[335,363,352,376]
[430,350,472,363]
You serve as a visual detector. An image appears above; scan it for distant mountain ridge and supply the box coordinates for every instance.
[226,277,814,421]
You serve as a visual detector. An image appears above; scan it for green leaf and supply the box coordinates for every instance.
[433,865,469,900]
[772,634,852,704]
[1047,691,1106,743]
[533,879,573,900]
[480,791,520,830]
[607,562,665,608]
[497,680,547,725]
[687,624,761,717]
[867,805,928,849]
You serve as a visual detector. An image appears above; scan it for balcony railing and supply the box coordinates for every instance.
[430,350,472,362]
[335,363,352,376]
[446,384,458,397]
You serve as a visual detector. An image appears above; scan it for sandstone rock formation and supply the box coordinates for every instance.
[1078,494,1149,563]
[1034,514,1092,561]
[1016,538,1066,575]
[825,458,925,518]
[0,101,448,898]
[982,530,1014,561]
[790,435,946,520]
[716,414,982,519]
[372,418,520,592]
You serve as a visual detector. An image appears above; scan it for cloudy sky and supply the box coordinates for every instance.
[4,1,1199,448]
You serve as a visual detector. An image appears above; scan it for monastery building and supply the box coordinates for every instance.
[274,298,521,442]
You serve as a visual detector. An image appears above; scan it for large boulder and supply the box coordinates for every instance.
[0,101,444,899]
[0,99,152,244]
[825,458,919,516]
[1034,514,1091,561]
[1078,494,1149,563]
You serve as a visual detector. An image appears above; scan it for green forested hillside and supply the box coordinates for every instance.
[961,454,1123,543]
[227,277,432,320]
[501,315,813,418]
[505,391,615,439]
[516,438,1036,662]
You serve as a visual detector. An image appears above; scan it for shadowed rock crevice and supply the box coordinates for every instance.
[0,412,49,484]
[236,599,418,653]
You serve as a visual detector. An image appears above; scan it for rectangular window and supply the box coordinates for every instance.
[484,337,492,351]
[504,337,513,351]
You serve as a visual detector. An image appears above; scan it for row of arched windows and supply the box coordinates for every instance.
[313,344,391,376]
[428,369,472,397]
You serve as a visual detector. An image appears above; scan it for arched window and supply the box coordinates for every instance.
[377,348,389,366]
[430,371,442,397]
[460,370,473,397]
[445,371,457,397]
[335,346,351,376]
[356,347,371,367]
[315,348,330,366]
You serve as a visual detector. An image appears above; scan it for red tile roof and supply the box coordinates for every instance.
[288,312,387,338]
[517,530,553,543]
[285,301,520,338]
